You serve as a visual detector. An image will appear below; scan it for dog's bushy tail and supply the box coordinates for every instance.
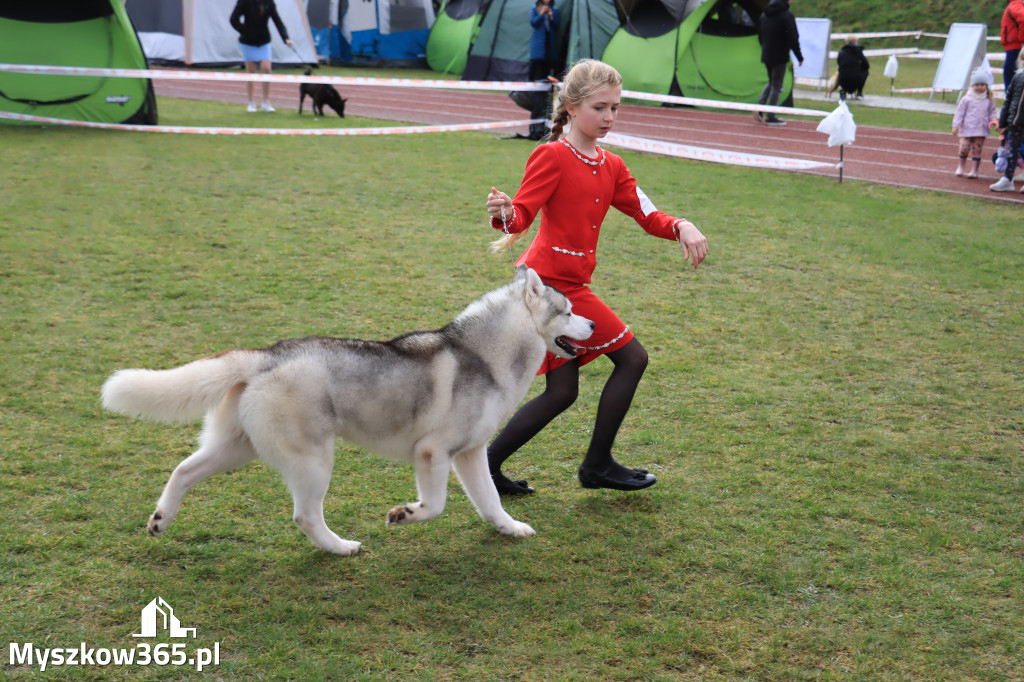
[102,350,264,422]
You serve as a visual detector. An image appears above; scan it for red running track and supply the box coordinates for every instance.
[155,76,1024,205]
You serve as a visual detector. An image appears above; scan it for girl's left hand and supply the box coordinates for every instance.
[676,220,708,269]
[285,39,294,47]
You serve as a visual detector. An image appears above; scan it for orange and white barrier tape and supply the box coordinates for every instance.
[0,63,552,91]
[890,86,954,94]
[0,110,542,135]
[1,63,836,171]
[621,89,827,118]
[603,132,831,170]
[0,63,829,117]
[833,31,924,40]
[0,109,832,172]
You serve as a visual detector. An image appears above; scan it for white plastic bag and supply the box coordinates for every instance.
[884,54,899,79]
[816,101,856,147]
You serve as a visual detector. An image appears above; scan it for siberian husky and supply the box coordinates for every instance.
[102,266,594,555]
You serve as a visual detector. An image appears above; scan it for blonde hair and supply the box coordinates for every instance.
[549,59,623,143]
[490,59,623,254]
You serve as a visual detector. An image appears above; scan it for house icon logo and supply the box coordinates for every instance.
[132,597,196,638]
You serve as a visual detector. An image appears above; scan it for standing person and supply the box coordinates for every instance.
[230,0,293,112]
[992,55,1024,192]
[836,35,870,100]
[529,0,560,81]
[1001,0,1024,90]
[953,68,998,179]
[755,0,803,126]
[484,60,708,494]
[522,0,560,140]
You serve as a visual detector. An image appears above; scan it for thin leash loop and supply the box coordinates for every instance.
[499,204,516,266]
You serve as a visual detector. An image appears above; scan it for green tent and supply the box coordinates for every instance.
[604,0,783,103]
[0,0,157,125]
[426,0,491,75]
[463,0,552,82]
[429,0,785,106]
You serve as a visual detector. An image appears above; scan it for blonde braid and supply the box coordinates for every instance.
[548,90,570,142]
[489,228,523,254]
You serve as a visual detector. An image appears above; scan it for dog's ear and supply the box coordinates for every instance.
[519,266,545,306]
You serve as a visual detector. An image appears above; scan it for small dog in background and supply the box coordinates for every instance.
[824,72,840,98]
[299,68,347,117]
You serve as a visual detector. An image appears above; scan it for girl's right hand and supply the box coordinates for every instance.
[486,187,513,220]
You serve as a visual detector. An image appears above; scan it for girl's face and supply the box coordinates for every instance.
[972,83,988,94]
[567,84,621,141]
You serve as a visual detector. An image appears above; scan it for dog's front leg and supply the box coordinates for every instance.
[453,446,535,537]
[386,444,450,526]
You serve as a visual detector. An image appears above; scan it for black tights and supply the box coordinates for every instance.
[487,338,649,477]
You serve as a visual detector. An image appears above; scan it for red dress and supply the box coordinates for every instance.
[491,139,683,373]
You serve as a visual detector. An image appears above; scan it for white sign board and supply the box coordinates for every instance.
[932,23,987,92]
[794,18,832,80]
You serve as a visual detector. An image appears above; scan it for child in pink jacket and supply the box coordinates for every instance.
[953,68,999,178]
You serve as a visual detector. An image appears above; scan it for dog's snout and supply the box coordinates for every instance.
[587,320,595,331]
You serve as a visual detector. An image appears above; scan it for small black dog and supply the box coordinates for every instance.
[299,68,347,118]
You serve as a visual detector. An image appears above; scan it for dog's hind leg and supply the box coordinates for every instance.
[385,443,451,527]
[279,441,361,555]
[453,446,535,537]
[148,384,257,538]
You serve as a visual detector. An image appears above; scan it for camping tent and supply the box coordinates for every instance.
[340,0,436,64]
[125,0,318,66]
[430,0,781,104]
[462,0,565,81]
[605,0,778,101]
[0,0,157,125]
[307,0,344,61]
[426,0,490,75]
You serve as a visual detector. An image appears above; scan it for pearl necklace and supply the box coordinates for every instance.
[559,138,605,167]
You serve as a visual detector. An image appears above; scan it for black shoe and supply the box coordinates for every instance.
[578,465,656,491]
[764,117,787,126]
[491,472,535,496]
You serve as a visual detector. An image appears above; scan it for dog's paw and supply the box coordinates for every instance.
[147,510,165,538]
[386,505,417,526]
[324,539,361,556]
[499,520,536,537]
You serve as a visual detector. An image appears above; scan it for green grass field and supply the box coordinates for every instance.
[1,95,1022,680]
[798,0,1002,34]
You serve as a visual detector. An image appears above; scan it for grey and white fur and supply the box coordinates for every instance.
[101,266,594,555]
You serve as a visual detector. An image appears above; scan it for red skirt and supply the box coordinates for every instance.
[537,279,635,374]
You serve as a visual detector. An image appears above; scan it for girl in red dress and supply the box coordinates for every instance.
[485,59,708,494]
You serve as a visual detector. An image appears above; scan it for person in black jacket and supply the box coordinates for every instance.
[754,0,803,126]
[991,55,1024,192]
[230,0,293,112]
[836,35,870,100]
